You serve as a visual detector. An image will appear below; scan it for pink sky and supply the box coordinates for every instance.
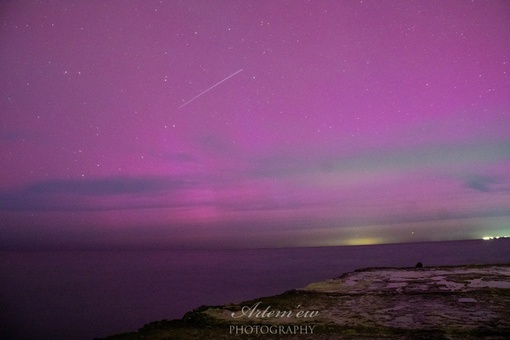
[1,1,509,249]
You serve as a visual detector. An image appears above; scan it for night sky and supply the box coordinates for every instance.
[1,1,509,249]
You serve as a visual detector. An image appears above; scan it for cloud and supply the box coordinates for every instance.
[0,128,54,144]
[28,176,192,196]
[162,151,195,163]
[0,130,26,143]
[196,134,241,156]
[464,175,499,192]
[248,140,510,180]
[0,176,196,212]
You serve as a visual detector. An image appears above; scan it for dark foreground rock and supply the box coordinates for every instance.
[99,264,510,339]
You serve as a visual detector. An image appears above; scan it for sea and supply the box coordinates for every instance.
[1,239,509,340]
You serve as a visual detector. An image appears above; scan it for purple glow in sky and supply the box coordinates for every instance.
[1,1,509,249]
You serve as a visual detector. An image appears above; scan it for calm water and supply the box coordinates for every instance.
[1,239,509,339]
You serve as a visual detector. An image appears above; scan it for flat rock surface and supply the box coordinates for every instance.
[101,264,510,339]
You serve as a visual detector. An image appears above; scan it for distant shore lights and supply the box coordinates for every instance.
[482,236,509,240]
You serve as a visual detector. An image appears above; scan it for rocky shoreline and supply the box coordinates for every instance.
[100,263,510,339]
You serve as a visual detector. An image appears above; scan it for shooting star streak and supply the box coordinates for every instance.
[178,69,243,109]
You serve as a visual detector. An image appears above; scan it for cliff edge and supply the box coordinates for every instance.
[100,263,510,339]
